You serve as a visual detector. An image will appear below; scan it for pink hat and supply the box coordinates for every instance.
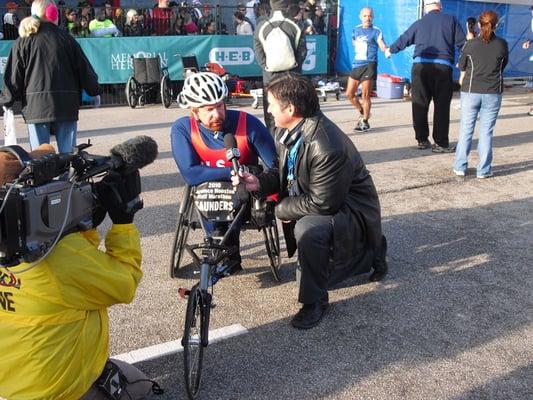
[45,3,59,25]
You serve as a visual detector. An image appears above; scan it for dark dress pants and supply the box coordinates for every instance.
[411,63,453,147]
[294,215,334,304]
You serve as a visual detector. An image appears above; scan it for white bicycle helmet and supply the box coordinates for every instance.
[177,72,228,108]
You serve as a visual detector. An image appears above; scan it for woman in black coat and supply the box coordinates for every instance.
[0,0,100,153]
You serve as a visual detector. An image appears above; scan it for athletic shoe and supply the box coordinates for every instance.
[417,140,431,149]
[453,169,465,177]
[432,144,456,153]
[477,173,493,179]
[355,119,370,132]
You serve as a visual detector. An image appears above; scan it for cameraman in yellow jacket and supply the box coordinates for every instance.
[0,145,153,400]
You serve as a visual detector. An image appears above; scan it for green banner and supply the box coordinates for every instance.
[0,35,327,86]
[0,41,11,89]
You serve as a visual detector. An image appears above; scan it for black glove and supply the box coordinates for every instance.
[95,170,142,224]
[246,164,263,176]
[91,201,107,228]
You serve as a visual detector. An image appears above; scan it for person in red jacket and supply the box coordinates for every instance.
[151,0,175,35]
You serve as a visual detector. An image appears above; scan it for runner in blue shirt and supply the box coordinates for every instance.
[346,7,387,132]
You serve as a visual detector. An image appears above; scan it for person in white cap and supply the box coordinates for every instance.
[385,0,466,152]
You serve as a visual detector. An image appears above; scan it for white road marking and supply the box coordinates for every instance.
[112,323,248,364]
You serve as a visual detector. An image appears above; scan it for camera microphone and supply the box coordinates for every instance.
[79,135,158,180]
[109,135,158,171]
[223,133,240,175]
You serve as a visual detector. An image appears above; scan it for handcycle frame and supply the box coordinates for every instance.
[177,185,258,400]
[170,185,282,282]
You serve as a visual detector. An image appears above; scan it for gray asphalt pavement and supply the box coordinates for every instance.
[10,87,533,399]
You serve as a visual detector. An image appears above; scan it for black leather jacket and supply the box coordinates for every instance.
[0,22,100,123]
[258,112,383,264]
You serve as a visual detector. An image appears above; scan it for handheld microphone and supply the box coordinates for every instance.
[223,133,240,175]
[224,133,249,203]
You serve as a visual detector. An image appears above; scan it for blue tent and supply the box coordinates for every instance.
[335,0,533,79]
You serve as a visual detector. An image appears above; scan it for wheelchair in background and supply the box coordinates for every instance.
[170,183,282,282]
[125,55,172,109]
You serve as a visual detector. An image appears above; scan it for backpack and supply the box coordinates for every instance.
[258,19,300,72]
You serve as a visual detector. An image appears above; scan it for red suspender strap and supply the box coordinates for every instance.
[190,116,214,161]
[189,112,257,166]
[235,112,258,166]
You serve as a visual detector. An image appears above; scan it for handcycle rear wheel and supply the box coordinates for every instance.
[182,285,206,400]
[170,195,194,278]
[262,219,281,281]
[161,74,172,108]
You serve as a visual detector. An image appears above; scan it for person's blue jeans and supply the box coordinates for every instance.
[454,92,502,177]
[27,121,77,154]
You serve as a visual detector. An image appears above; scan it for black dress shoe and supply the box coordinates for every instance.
[369,267,388,282]
[369,235,388,282]
[290,300,330,330]
[417,140,431,149]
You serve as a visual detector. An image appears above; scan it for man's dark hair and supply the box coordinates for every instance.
[466,16,476,33]
[267,73,319,118]
[286,3,300,18]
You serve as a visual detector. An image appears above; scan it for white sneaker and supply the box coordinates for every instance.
[93,95,101,108]
[355,120,370,132]
[453,169,465,177]
[477,173,493,179]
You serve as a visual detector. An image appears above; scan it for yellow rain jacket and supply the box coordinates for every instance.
[0,224,142,400]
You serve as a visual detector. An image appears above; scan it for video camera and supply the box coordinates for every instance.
[0,136,158,268]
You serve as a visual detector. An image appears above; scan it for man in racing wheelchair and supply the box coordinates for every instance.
[170,71,277,275]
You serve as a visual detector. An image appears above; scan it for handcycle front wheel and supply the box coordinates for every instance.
[182,285,207,400]
[262,219,282,281]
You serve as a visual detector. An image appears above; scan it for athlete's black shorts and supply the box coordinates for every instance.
[349,62,377,82]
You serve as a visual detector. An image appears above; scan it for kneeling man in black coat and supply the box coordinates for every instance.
[233,73,387,329]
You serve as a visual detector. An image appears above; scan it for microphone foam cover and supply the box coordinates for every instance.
[110,136,158,170]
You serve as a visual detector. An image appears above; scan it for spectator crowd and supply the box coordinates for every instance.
[1,0,330,39]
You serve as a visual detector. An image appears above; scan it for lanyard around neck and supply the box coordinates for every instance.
[287,137,303,181]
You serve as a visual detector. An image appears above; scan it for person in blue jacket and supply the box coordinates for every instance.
[171,72,276,273]
[522,6,533,116]
[386,0,465,153]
